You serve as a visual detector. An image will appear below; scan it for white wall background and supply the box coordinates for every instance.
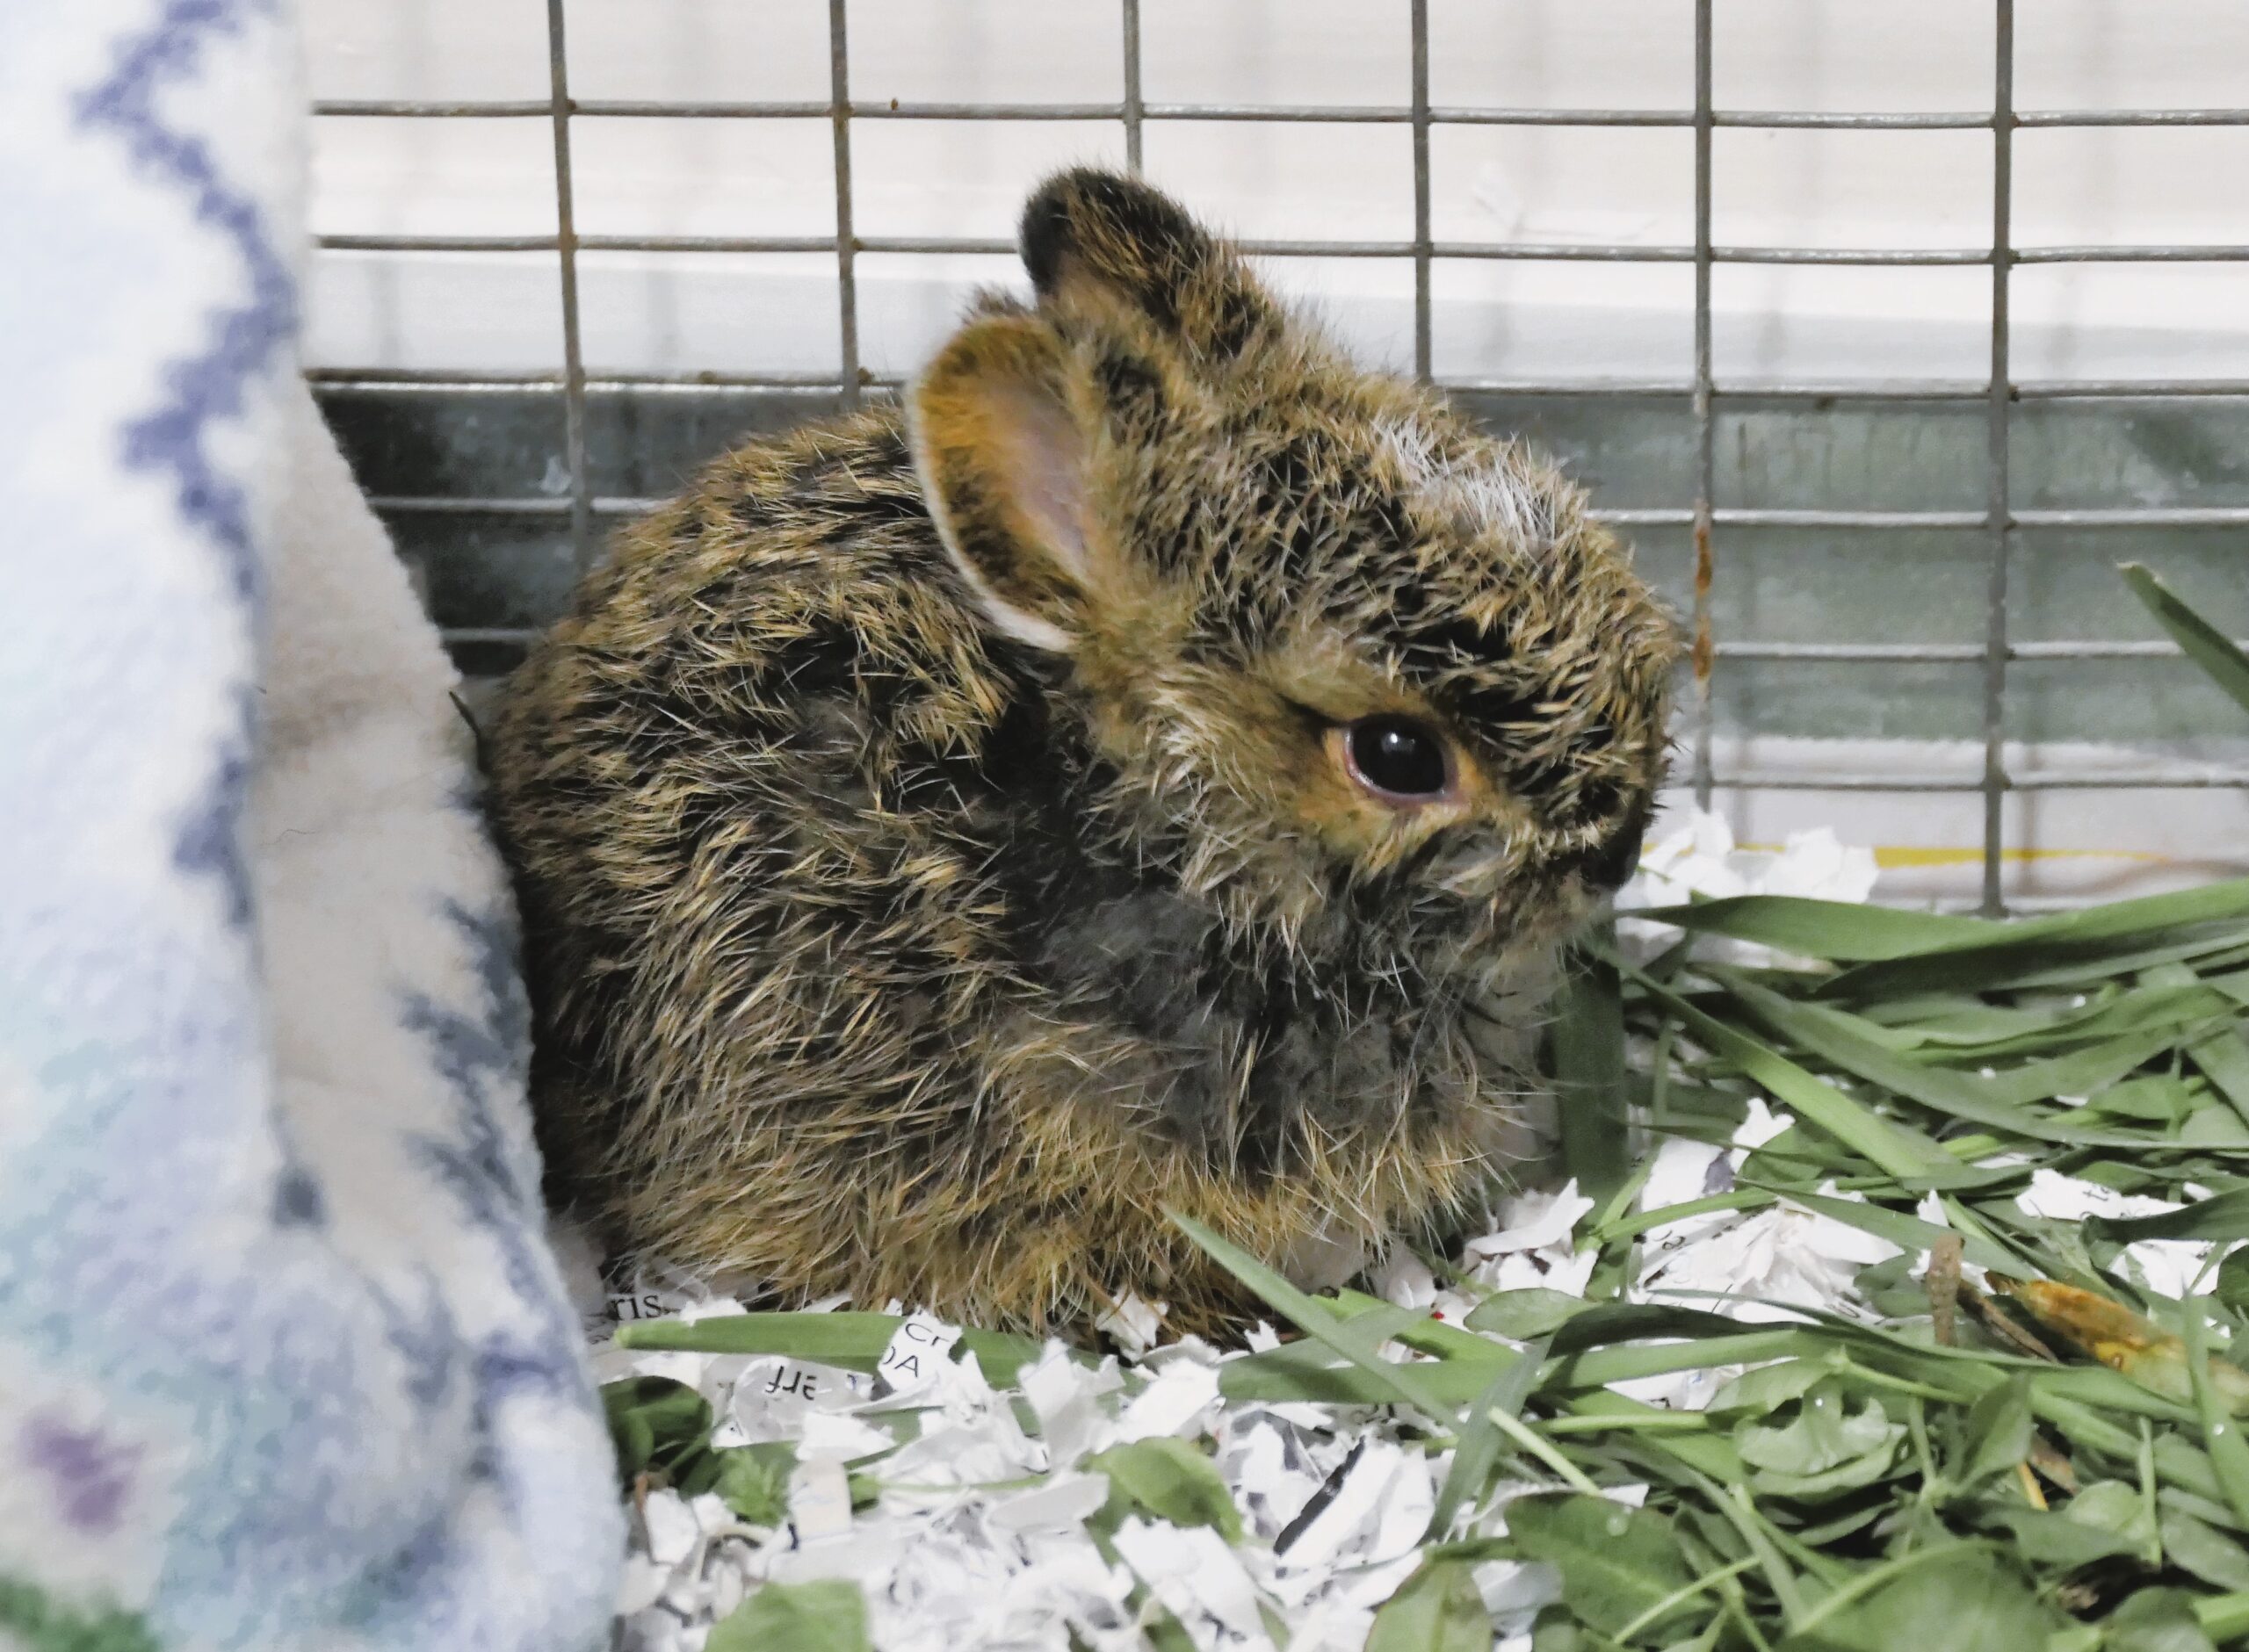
[301,0,2249,386]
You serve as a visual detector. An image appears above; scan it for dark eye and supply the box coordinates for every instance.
[1341,716,1451,802]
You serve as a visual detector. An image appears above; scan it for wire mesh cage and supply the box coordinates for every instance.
[305,0,2249,915]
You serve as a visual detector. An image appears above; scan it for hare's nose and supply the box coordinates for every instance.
[1576,811,1647,891]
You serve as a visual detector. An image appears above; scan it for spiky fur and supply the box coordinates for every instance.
[491,169,1680,1335]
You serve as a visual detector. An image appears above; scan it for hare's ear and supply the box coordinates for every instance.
[1020,168,1279,364]
[908,313,1096,654]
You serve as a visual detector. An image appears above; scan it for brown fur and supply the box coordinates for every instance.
[490,169,1680,1336]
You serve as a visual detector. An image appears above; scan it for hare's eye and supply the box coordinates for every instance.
[1340,716,1451,804]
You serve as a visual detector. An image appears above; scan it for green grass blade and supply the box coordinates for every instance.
[1770,1186,2020,1274]
[1714,970,2195,1146]
[1624,895,1994,961]
[1218,1355,1500,1409]
[1563,1389,1747,1480]
[1995,926,2249,994]
[1546,1302,1763,1353]
[1819,884,2249,1000]
[2190,1028,2249,1131]
[2122,562,2249,718]
[1932,981,2234,1060]
[1218,1301,1493,1406]
[1170,1214,1464,1423]
[1331,1291,1521,1374]
[2142,962,2249,1131]
[1589,1189,1777,1248]
[1424,1336,1553,1543]
[2184,1298,2249,1531]
[1623,962,1961,1180]
[615,1311,901,1368]
[612,1310,1049,1386]
[1554,940,1632,1204]
[1560,1331,1815,1391]
[2086,1188,2249,1244]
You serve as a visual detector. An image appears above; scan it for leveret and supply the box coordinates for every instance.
[492,167,1678,1335]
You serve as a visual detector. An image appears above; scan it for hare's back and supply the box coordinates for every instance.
[491,404,1059,1026]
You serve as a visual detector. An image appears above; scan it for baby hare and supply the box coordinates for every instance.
[493,168,1677,1335]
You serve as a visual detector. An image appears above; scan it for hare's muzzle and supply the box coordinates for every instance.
[1547,811,1648,897]
[1587,813,1648,891]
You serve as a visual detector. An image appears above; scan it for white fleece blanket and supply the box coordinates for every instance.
[0,4,620,1647]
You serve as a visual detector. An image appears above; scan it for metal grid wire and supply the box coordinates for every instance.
[309,0,2249,915]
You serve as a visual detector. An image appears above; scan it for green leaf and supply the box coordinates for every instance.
[1554,940,1632,1203]
[1960,1376,2035,1484]
[1529,1607,1591,1652]
[602,1375,717,1490]
[1775,1545,2057,1652]
[2177,1104,2249,1147]
[1751,1452,1906,1503]
[1464,1288,1587,1339]
[2086,1074,2202,1126]
[2184,1300,2249,1529]
[602,1374,712,1449]
[1427,1336,1552,1543]
[1504,1494,1696,1641]
[707,1581,873,1652]
[2195,1592,2249,1646]
[1141,1602,1200,1652]
[2161,1504,2249,1592]
[2185,1024,2249,1130]
[2067,1480,2161,1554]
[2141,962,2249,1132]
[1710,1361,1833,1419]
[1861,991,2072,1038]
[1735,1381,1906,1500]
[1365,1559,1494,1652]
[1086,1438,1243,1541]
[712,1443,796,1526]
[2122,563,2249,719]
[1855,1251,1939,1318]
[2217,1249,2249,1319]
[1968,1504,2144,1569]
[2103,1586,2219,1652]
[2090,1187,2249,1244]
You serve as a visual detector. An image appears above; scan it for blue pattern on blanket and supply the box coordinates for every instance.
[0,3,619,1648]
